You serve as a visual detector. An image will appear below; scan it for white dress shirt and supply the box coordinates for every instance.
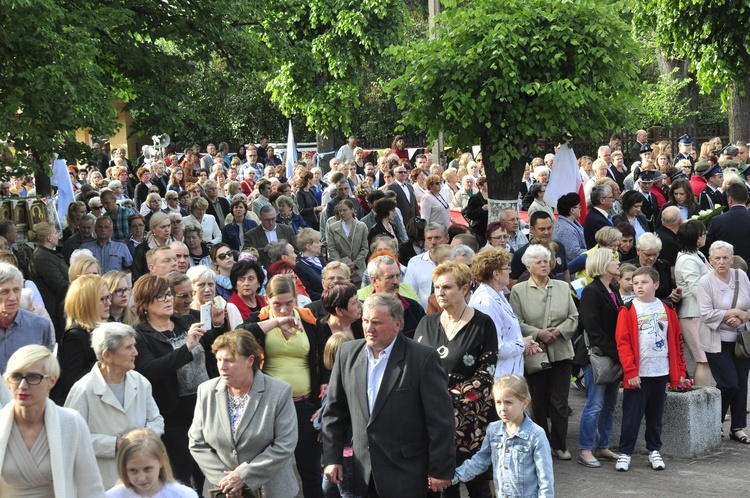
[365,339,397,414]
[404,252,436,309]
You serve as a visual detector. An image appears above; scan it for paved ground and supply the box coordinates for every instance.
[291,352,750,497]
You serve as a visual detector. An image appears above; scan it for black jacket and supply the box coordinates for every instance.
[134,314,220,415]
[50,324,97,405]
[579,278,622,364]
[295,256,326,301]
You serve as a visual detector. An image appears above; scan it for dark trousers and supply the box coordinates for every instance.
[618,375,668,455]
[526,360,572,451]
[162,394,204,493]
[295,398,324,498]
[706,341,750,428]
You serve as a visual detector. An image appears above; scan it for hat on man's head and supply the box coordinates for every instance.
[638,170,665,183]
[694,160,711,176]
[678,135,692,145]
[670,171,688,182]
[721,145,739,157]
[704,164,723,179]
[639,143,653,154]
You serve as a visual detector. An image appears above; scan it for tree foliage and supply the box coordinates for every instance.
[263,0,409,138]
[386,0,642,198]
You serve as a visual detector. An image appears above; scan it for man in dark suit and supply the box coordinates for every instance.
[630,129,648,164]
[583,184,615,249]
[204,180,231,229]
[243,205,298,270]
[325,179,364,220]
[673,135,694,167]
[322,293,455,498]
[706,183,750,262]
[387,165,418,220]
[655,205,682,268]
[637,170,663,231]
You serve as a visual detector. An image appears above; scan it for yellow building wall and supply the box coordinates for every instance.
[75,102,143,159]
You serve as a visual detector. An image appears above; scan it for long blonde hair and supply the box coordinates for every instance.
[101,270,136,326]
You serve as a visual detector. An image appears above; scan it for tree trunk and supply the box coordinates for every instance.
[316,129,339,174]
[729,80,750,143]
[656,50,699,136]
[482,126,526,202]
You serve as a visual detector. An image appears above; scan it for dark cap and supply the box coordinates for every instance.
[638,170,665,183]
[678,135,692,145]
[722,145,739,157]
[670,171,688,182]
[639,143,653,154]
[704,164,723,179]
[694,160,711,176]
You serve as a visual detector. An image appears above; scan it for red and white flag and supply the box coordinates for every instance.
[543,143,587,222]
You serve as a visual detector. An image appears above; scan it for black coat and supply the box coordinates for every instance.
[463,193,489,240]
[50,324,97,405]
[295,255,326,301]
[134,314,220,415]
[579,278,622,364]
[28,246,69,340]
[206,196,231,229]
[296,188,321,230]
[583,208,613,249]
[706,205,750,262]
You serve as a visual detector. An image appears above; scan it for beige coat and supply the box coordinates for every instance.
[0,399,106,497]
[698,269,750,353]
[65,364,164,489]
[326,219,369,284]
[675,251,711,318]
[189,371,299,498]
[509,278,579,362]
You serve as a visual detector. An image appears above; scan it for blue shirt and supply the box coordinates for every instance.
[81,239,134,273]
[0,309,54,374]
[454,415,554,497]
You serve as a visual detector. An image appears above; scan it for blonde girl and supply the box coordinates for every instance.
[453,375,554,497]
[107,428,197,497]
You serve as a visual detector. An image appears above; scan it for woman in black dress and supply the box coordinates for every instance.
[366,198,398,245]
[414,261,497,498]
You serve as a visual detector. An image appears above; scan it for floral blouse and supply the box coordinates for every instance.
[414,310,498,456]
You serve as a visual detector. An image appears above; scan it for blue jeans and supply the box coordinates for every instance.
[577,364,619,450]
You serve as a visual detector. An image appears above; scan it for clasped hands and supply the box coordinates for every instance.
[723,308,750,329]
[218,470,245,498]
[535,327,560,344]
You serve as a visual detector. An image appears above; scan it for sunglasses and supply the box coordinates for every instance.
[216,251,233,261]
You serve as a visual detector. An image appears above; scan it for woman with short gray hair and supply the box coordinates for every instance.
[65,322,164,489]
[511,242,579,461]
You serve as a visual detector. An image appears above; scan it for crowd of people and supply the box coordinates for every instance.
[0,131,747,496]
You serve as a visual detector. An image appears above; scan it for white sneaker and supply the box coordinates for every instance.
[615,454,631,472]
[649,450,666,470]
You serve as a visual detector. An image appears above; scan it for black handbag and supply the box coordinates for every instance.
[584,330,622,385]
[729,269,750,359]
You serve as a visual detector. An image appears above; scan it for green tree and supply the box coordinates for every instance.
[637,0,749,141]
[387,0,642,199]
[262,0,410,153]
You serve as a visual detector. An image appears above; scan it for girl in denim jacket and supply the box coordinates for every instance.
[453,375,554,497]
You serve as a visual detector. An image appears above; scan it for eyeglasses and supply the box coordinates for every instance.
[155,292,174,302]
[91,205,102,210]
[489,235,508,241]
[113,287,130,297]
[100,295,112,304]
[216,251,233,261]
[499,266,511,272]
[174,292,191,299]
[7,372,48,385]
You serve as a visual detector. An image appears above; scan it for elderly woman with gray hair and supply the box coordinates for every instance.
[64,322,164,489]
[626,232,681,303]
[510,244,578,461]
[699,241,750,443]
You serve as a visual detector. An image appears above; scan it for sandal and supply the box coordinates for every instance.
[729,429,750,444]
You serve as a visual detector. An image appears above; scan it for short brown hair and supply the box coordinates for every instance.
[133,275,171,322]
[472,248,511,283]
[633,265,659,283]
[211,329,262,372]
[425,174,442,190]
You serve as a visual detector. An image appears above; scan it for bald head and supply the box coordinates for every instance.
[660,206,682,231]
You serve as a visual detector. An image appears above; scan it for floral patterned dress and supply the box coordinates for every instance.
[414,310,498,458]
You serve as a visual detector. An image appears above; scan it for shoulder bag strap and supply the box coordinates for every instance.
[732,269,740,309]
[544,286,553,328]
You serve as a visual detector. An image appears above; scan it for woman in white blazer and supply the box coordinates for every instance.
[325,199,369,286]
[65,323,165,489]
[674,220,712,386]
[0,345,106,497]
[189,330,299,498]
[183,197,222,245]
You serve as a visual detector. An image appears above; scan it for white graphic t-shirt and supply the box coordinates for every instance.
[632,299,669,378]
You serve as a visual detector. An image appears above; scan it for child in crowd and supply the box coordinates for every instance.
[614,266,686,472]
[618,264,637,304]
[107,428,197,498]
[452,374,554,497]
[316,332,356,498]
